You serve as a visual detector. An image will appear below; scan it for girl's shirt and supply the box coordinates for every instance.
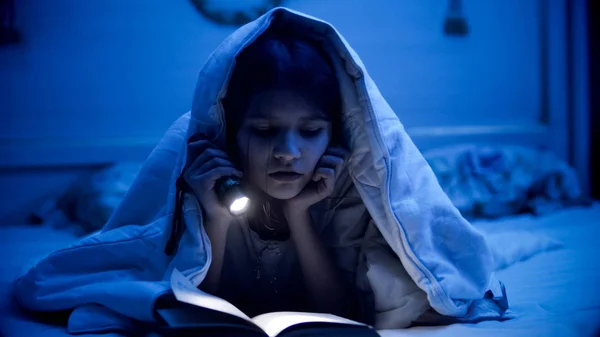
[217,217,311,316]
[216,168,374,319]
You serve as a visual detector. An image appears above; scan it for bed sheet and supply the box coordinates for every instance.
[381,203,600,337]
[0,226,82,337]
[1,204,600,337]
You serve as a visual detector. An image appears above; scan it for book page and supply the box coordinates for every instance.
[251,311,367,337]
[170,268,252,323]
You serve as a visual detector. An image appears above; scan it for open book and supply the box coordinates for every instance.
[155,268,379,337]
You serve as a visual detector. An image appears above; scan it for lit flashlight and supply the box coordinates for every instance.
[215,176,249,215]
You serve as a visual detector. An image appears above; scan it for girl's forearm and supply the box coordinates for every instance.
[198,217,230,294]
[285,209,351,316]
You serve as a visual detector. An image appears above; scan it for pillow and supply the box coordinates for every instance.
[423,145,586,219]
[29,162,143,235]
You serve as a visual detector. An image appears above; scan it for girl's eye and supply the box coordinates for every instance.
[250,125,275,136]
[300,128,323,137]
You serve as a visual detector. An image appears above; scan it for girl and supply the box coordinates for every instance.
[13,7,508,334]
[184,29,358,319]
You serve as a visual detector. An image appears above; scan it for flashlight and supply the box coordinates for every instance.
[215,176,249,215]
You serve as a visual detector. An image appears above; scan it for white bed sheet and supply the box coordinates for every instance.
[1,204,599,337]
[382,203,600,337]
[0,227,82,337]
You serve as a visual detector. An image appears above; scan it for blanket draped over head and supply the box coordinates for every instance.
[13,7,508,334]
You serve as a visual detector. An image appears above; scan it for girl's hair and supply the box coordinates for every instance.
[223,28,343,156]
[222,28,343,238]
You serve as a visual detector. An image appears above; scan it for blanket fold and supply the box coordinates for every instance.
[13,7,509,333]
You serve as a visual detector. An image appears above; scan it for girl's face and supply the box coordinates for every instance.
[235,90,332,200]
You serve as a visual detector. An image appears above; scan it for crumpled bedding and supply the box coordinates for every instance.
[12,7,509,335]
[424,145,586,219]
[29,145,583,237]
[0,216,568,336]
[29,162,143,236]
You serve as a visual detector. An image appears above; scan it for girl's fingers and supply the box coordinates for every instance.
[316,154,345,180]
[325,146,350,160]
[186,139,211,165]
[198,157,236,175]
[313,167,336,193]
[194,167,243,189]
[188,148,231,174]
[318,155,344,169]
[313,167,335,181]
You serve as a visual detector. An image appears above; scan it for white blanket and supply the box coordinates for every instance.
[13,7,509,335]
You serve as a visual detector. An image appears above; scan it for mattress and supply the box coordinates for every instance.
[1,204,600,337]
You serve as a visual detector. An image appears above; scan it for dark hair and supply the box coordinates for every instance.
[222,29,343,239]
[223,28,342,155]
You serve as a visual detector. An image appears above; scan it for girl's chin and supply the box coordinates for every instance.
[262,188,302,200]
[243,183,302,201]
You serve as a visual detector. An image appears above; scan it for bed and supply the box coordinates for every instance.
[1,203,599,337]
[2,0,593,335]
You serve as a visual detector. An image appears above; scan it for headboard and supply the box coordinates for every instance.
[0,0,590,223]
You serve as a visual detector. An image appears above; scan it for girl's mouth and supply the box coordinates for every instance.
[268,172,303,182]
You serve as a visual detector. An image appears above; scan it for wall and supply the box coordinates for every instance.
[1,0,236,166]
[589,0,599,199]
[0,0,570,222]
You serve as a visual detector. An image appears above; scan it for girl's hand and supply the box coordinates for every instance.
[183,139,243,222]
[284,146,349,215]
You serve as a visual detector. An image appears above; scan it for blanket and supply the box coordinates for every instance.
[12,7,509,335]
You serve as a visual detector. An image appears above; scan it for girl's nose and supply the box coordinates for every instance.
[273,131,301,162]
